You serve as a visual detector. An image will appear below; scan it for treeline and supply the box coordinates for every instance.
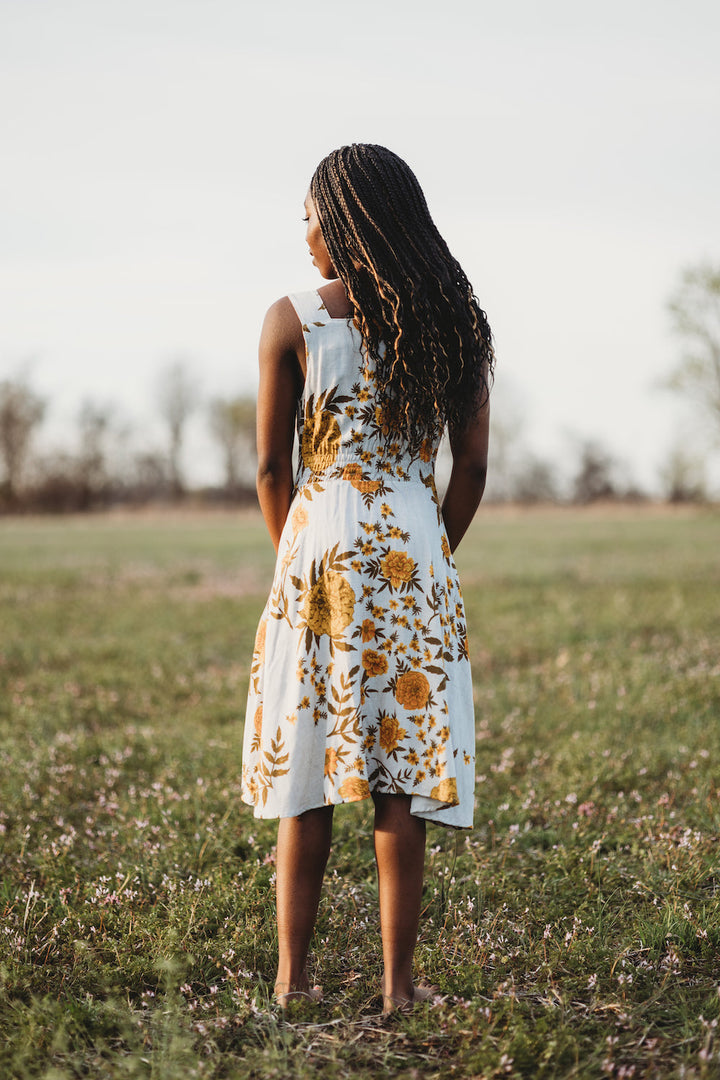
[2,260,718,513]
[0,362,258,513]
[480,421,708,506]
[0,368,710,514]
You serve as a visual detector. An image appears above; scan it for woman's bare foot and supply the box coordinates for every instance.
[382,982,439,1014]
[274,982,323,1008]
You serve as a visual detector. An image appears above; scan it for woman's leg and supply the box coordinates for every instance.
[372,793,427,1010]
[274,805,334,1002]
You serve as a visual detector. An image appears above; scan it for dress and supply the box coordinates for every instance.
[241,289,476,828]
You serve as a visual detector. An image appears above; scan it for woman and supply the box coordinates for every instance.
[241,144,493,1012]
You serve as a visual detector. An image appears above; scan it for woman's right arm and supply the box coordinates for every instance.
[441,393,490,553]
[255,297,304,552]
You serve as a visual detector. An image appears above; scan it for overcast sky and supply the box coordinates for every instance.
[2,0,719,491]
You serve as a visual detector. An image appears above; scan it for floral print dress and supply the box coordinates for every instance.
[241,290,475,828]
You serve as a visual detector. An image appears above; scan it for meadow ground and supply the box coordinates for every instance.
[0,504,718,1079]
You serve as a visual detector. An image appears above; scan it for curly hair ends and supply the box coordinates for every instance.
[310,144,494,449]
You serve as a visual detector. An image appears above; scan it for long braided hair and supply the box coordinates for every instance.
[310,144,494,449]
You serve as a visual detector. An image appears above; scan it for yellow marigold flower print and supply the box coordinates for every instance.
[254,619,267,663]
[441,534,451,559]
[395,670,430,710]
[343,462,362,483]
[338,776,371,802]
[302,570,356,637]
[419,437,433,463]
[361,618,376,642]
[302,407,341,472]
[380,550,415,589]
[292,504,309,533]
[324,747,338,778]
[362,648,388,677]
[343,461,381,494]
[430,778,458,805]
[379,714,406,754]
[253,705,263,738]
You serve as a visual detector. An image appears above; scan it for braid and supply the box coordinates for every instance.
[310,144,494,450]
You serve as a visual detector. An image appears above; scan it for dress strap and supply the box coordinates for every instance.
[287,290,332,334]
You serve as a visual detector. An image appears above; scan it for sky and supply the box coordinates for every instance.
[2,0,719,493]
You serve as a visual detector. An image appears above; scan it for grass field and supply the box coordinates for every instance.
[1,505,719,1079]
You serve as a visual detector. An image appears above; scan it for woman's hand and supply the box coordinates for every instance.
[255,298,305,551]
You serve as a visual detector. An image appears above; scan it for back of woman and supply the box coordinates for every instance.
[241,143,494,1012]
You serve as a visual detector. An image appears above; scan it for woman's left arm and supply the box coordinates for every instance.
[255,297,304,552]
[441,392,490,553]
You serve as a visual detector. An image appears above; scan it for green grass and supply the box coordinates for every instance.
[1,505,719,1079]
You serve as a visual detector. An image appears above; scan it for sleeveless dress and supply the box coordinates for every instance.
[241,290,476,828]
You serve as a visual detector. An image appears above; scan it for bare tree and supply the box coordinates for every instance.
[208,395,256,495]
[666,262,720,439]
[659,445,706,503]
[482,377,527,502]
[512,454,559,504]
[0,377,45,505]
[76,399,115,506]
[131,450,172,502]
[156,360,199,497]
[571,440,617,503]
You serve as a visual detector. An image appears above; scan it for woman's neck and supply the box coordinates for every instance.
[318,279,351,319]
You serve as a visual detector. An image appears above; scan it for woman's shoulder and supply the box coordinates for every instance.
[259,294,307,359]
[263,289,328,331]
[263,293,299,324]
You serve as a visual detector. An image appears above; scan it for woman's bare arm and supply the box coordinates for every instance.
[441,395,490,553]
[255,298,304,552]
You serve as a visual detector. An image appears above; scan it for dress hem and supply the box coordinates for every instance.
[240,790,474,830]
